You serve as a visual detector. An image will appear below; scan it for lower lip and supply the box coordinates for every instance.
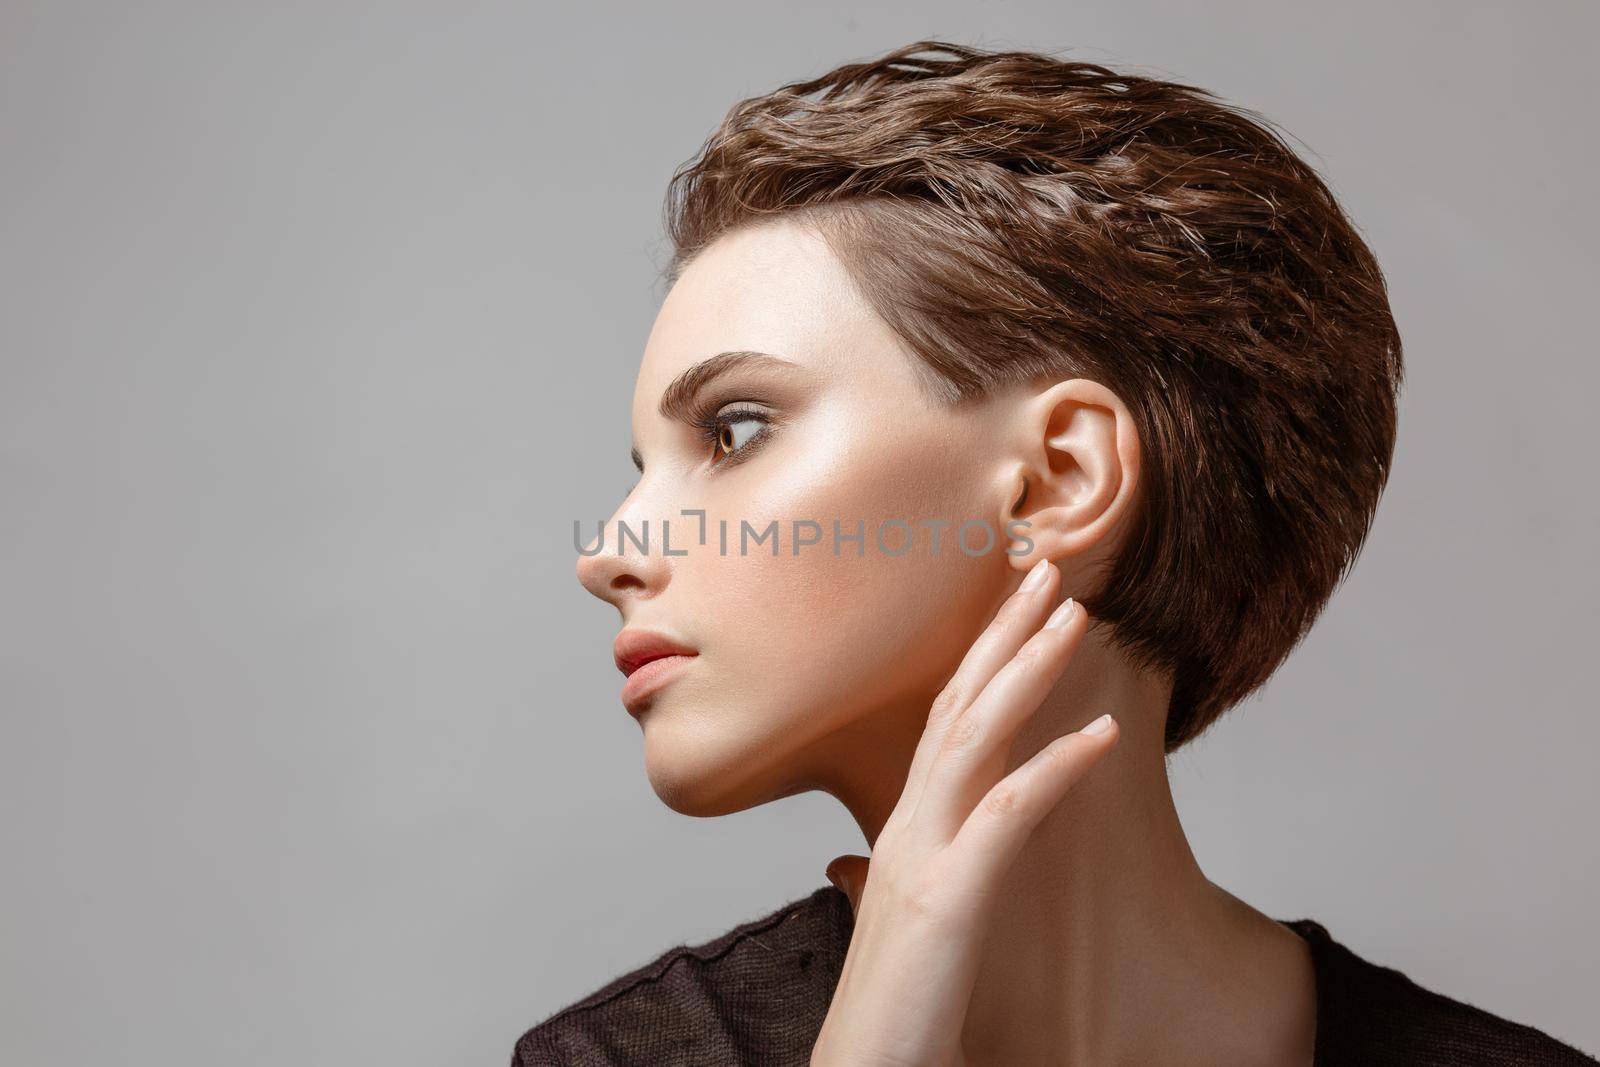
[621,654,697,715]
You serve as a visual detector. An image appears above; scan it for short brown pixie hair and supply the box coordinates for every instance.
[662,40,1404,753]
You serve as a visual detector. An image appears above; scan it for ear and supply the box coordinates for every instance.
[1000,378,1142,572]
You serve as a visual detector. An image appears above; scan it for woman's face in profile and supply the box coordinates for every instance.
[577,220,1031,816]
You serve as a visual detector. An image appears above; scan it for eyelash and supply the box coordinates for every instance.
[695,404,774,469]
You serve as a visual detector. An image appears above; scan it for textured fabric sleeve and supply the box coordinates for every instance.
[510,1022,567,1067]
[510,886,853,1067]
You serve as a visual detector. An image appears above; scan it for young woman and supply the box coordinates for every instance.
[515,39,1596,1067]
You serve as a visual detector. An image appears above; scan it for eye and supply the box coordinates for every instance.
[717,414,763,455]
[700,405,773,467]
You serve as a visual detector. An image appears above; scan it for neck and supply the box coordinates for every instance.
[814,626,1318,1066]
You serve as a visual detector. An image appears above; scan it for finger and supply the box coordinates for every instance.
[951,714,1119,886]
[915,598,1089,836]
[900,558,1062,811]
[825,854,870,918]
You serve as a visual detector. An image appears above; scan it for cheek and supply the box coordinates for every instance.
[696,425,1008,723]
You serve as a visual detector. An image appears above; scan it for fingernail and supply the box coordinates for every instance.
[1045,596,1077,629]
[1019,557,1051,593]
[1082,713,1114,735]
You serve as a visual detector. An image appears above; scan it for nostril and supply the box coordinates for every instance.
[576,550,659,605]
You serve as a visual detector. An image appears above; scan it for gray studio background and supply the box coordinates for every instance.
[3,3,1596,1064]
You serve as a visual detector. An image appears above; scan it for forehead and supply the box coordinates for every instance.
[633,220,923,417]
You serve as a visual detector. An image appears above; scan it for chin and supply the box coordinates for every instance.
[636,695,797,818]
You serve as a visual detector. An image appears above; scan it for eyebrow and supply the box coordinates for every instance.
[631,350,799,473]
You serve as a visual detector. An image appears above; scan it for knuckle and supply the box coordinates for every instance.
[1046,736,1085,772]
[942,712,984,752]
[900,872,956,923]
[902,880,937,917]
[1012,642,1050,672]
[983,785,1020,817]
[929,686,964,722]
[876,868,932,917]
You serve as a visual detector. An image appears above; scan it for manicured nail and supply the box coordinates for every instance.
[1045,596,1077,629]
[1082,713,1114,735]
[1019,557,1051,593]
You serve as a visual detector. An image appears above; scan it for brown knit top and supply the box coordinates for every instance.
[512,885,1596,1066]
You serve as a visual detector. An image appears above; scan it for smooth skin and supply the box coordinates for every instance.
[812,560,1119,1067]
[577,217,1317,1065]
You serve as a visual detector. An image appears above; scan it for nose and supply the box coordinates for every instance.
[575,513,673,611]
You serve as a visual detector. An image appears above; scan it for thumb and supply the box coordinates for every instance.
[824,854,870,918]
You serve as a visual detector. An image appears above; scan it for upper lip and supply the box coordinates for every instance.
[613,629,699,677]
